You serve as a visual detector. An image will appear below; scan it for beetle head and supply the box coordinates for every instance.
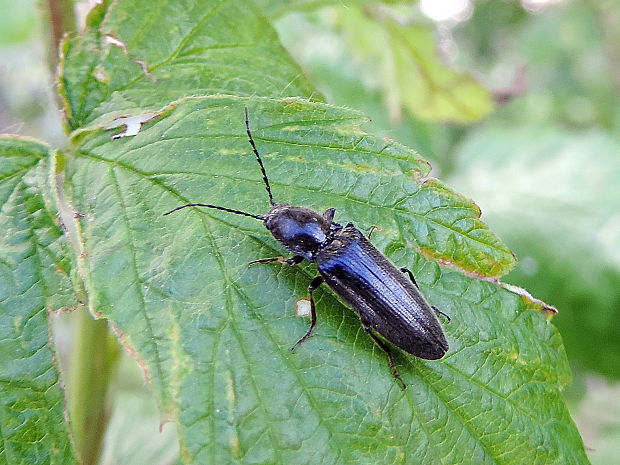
[265,205,336,261]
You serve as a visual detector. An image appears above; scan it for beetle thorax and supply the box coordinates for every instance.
[264,204,332,261]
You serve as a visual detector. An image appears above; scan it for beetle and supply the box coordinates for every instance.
[164,108,449,389]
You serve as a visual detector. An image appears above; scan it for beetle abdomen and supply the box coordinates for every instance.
[316,225,448,360]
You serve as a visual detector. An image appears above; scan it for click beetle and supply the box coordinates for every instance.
[164,108,449,389]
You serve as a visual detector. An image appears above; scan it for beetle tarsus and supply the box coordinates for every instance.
[432,306,451,323]
[367,226,376,240]
[362,324,407,390]
[291,275,324,351]
[399,267,418,288]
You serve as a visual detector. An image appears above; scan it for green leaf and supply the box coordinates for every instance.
[58,0,317,131]
[63,95,584,463]
[0,136,77,465]
[448,125,620,379]
[337,5,496,123]
[54,0,587,463]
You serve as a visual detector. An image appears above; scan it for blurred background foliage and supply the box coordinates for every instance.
[1,0,618,463]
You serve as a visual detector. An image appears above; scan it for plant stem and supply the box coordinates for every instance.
[42,3,117,463]
[43,0,77,77]
[69,309,120,465]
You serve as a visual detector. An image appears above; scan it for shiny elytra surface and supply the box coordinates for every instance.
[316,225,448,359]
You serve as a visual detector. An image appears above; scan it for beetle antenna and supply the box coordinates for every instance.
[163,203,265,221]
[245,107,276,206]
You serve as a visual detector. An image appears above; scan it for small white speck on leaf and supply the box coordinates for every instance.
[295,298,311,317]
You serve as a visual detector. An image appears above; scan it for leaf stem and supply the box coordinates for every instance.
[68,310,120,465]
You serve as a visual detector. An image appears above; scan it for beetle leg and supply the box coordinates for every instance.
[362,324,406,390]
[399,267,418,288]
[432,306,451,322]
[291,276,324,351]
[367,226,376,240]
[400,268,451,322]
[248,255,304,266]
